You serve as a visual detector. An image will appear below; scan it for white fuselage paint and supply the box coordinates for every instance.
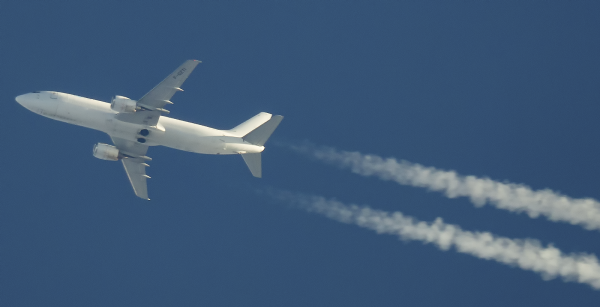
[16,91,265,155]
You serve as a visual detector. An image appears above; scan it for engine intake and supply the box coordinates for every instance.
[111,95,137,113]
[93,143,120,161]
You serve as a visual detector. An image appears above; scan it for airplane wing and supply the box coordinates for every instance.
[115,59,201,126]
[111,136,152,200]
[108,60,201,199]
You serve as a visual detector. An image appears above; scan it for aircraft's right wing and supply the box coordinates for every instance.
[122,158,150,200]
[111,136,152,200]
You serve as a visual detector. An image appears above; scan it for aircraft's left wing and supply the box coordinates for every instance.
[115,59,201,127]
[137,59,200,111]
[111,136,152,200]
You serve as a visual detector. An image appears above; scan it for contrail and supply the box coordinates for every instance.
[267,190,600,290]
[290,144,600,231]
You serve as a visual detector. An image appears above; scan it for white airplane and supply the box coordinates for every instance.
[15,60,283,200]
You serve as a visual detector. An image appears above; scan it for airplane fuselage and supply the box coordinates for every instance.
[15,59,282,200]
[16,91,265,155]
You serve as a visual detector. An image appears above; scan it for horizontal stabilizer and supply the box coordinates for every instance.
[242,153,262,178]
[243,115,283,146]
[228,112,272,137]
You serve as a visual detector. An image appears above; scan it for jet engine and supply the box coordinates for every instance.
[111,95,137,113]
[93,143,120,161]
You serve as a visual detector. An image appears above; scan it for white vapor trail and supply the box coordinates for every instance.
[268,191,600,290]
[291,144,600,231]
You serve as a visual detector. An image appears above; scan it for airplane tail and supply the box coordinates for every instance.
[227,112,272,138]
[242,153,262,177]
[229,113,284,178]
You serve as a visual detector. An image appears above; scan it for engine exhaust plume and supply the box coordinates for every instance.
[291,144,600,231]
[267,190,600,290]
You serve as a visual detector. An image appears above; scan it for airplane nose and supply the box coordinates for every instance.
[15,94,26,105]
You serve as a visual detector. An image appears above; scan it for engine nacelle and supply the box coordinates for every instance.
[93,143,120,161]
[111,95,137,113]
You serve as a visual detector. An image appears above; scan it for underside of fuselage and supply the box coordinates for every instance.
[16,91,265,155]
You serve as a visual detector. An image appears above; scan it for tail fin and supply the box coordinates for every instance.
[235,113,284,177]
[242,153,262,178]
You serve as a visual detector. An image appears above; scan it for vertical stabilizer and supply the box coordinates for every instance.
[242,153,262,178]
[237,113,283,177]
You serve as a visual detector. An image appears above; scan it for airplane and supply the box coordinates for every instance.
[15,60,283,200]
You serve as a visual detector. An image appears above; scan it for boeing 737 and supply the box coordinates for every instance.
[15,60,283,200]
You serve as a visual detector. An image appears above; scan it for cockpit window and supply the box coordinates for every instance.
[32,91,40,93]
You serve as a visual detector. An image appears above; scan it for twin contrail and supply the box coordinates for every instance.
[290,144,600,231]
[268,190,600,290]
[273,143,600,289]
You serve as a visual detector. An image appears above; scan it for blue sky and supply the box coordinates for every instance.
[2,1,600,306]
